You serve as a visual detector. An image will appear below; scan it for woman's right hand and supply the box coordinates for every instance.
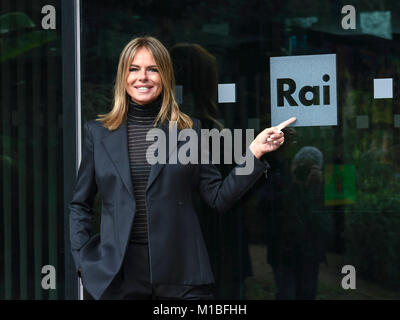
[249,117,296,159]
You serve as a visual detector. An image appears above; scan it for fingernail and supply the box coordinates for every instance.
[267,138,272,142]
[270,135,275,139]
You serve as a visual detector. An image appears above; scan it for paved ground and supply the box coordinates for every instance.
[245,244,400,300]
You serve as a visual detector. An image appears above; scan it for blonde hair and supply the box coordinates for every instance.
[97,36,193,130]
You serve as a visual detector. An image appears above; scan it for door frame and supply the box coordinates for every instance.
[62,0,83,300]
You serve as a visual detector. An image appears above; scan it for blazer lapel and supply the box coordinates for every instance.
[101,119,184,197]
[101,121,135,200]
[146,121,184,192]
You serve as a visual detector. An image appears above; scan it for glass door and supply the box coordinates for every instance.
[79,0,400,300]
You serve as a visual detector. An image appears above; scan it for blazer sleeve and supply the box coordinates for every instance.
[69,121,98,274]
[196,120,270,213]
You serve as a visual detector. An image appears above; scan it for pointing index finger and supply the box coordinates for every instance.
[276,117,297,131]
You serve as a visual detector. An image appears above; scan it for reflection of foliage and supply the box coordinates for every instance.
[345,149,400,290]
[336,39,400,291]
[0,12,35,32]
[81,82,113,123]
[0,12,57,63]
[0,134,14,168]
[0,30,57,63]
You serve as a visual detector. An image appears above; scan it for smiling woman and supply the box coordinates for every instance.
[126,47,163,105]
[97,36,193,131]
[69,35,289,300]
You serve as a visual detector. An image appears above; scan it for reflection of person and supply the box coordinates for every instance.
[170,43,222,129]
[262,144,330,300]
[170,43,250,298]
[69,36,291,300]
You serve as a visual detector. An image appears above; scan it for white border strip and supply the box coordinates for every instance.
[74,0,83,301]
[76,0,82,170]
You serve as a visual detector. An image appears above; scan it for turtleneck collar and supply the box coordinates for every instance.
[127,95,162,124]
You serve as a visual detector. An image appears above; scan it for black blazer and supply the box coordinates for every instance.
[69,118,269,300]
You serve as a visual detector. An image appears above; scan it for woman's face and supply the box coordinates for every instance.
[126,47,163,105]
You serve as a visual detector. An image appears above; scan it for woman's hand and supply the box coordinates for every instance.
[249,117,296,159]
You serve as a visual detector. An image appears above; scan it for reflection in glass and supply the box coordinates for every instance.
[79,0,400,299]
[0,0,64,300]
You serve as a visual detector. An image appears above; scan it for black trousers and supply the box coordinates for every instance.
[100,242,214,300]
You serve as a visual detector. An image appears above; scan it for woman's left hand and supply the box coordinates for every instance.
[249,117,296,159]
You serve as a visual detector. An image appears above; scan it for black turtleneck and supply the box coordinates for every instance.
[127,96,162,244]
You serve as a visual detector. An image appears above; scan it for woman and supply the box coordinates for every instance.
[69,36,295,300]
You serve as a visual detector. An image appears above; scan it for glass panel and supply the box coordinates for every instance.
[80,0,400,299]
[0,0,64,299]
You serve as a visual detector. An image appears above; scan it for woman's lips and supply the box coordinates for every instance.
[136,86,153,93]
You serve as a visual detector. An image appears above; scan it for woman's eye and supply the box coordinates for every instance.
[129,68,157,72]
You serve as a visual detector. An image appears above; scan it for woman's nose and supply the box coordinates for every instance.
[138,69,148,80]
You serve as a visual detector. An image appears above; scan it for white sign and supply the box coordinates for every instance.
[270,54,338,127]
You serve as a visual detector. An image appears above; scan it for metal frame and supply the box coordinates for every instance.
[62,0,82,300]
